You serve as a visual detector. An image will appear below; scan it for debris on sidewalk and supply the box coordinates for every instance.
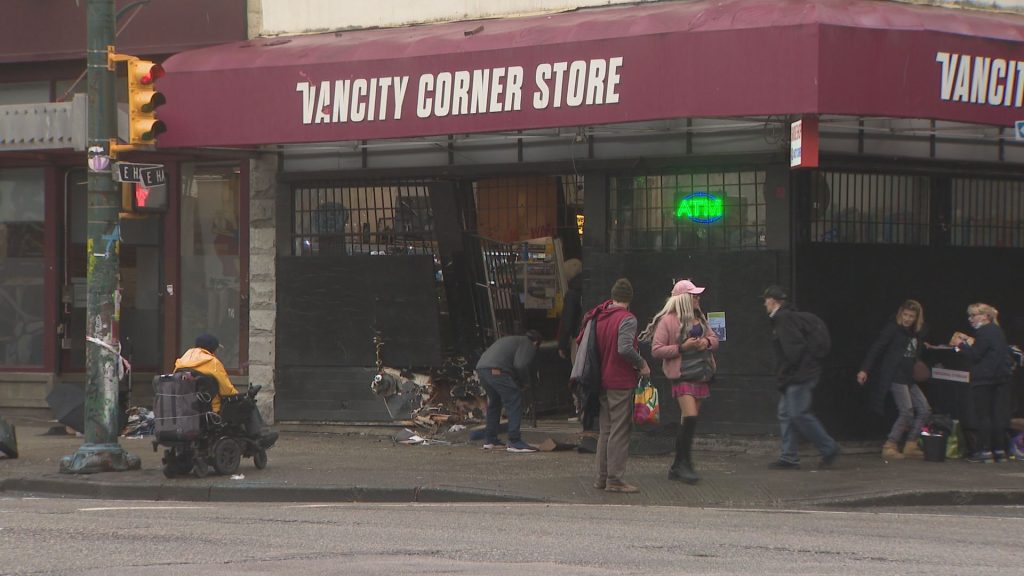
[370,334,486,437]
[120,407,155,438]
[395,428,424,445]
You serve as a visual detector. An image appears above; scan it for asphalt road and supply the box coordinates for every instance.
[2,497,1022,575]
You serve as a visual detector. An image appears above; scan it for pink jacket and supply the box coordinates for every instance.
[651,313,719,380]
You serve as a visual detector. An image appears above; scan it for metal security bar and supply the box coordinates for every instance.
[809,172,930,245]
[608,169,767,252]
[292,182,437,256]
[951,178,1024,248]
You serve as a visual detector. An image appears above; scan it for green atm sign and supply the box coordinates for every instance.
[675,192,723,224]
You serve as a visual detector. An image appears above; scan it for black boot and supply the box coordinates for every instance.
[668,416,700,484]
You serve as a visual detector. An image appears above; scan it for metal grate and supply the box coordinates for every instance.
[951,178,1024,248]
[608,169,767,252]
[292,182,437,256]
[809,171,930,245]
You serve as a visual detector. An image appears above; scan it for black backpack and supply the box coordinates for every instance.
[796,311,831,360]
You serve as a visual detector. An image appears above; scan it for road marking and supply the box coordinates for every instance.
[78,506,211,512]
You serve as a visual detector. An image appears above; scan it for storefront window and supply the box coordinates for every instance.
[951,178,1024,248]
[180,164,241,369]
[292,182,436,256]
[0,169,45,366]
[809,171,930,245]
[610,169,767,252]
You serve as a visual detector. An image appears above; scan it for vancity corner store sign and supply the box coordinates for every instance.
[157,5,1024,149]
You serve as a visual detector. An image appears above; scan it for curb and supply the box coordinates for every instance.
[818,489,1024,508]
[0,477,543,504]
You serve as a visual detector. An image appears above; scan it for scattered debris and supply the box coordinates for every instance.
[230,474,245,480]
[395,428,425,445]
[370,334,487,436]
[120,407,155,438]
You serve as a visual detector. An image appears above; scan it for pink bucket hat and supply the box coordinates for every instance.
[671,279,705,296]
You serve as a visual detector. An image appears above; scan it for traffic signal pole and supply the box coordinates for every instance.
[61,0,140,474]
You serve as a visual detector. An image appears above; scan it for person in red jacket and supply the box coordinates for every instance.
[585,278,649,494]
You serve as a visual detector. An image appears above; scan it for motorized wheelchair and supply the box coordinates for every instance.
[151,370,278,478]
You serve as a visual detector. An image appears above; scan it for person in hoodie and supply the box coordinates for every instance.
[174,333,238,414]
[580,278,650,494]
[856,300,931,461]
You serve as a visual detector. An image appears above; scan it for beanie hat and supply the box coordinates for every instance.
[610,278,634,303]
[195,333,221,353]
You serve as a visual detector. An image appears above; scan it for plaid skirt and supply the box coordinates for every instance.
[671,380,710,400]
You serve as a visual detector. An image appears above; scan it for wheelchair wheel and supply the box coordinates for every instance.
[212,438,241,475]
[193,456,210,478]
[253,449,268,470]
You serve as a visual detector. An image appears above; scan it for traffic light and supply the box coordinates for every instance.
[126,59,166,145]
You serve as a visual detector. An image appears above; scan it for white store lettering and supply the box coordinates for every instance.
[297,57,624,126]
[296,76,411,124]
[936,51,1024,108]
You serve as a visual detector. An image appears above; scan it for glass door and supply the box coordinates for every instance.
[61,169,164,372]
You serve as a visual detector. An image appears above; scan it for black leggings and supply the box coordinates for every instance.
[970,382,1011,453]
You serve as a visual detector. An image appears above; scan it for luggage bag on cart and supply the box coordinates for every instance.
[153,373,205,443]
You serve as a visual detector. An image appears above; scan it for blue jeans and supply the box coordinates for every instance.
[477,369,524,443]
[777,378,838,463]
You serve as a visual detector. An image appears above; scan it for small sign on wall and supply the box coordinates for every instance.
[707,311,726,341]
[790,115,819,168]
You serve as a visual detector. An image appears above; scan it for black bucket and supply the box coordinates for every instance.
[922,434,947,462]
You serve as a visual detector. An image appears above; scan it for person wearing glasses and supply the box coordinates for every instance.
[952,303,1014,463]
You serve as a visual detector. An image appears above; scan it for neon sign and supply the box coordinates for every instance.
[675,192,723,224]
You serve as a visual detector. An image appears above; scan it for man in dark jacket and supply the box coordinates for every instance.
[476,330,543,453]
[763,286,840,470]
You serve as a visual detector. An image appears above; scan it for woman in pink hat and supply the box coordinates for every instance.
[639,279,718,484]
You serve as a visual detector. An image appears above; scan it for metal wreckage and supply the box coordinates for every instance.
[369,334,487,435]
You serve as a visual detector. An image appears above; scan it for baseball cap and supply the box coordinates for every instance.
[671,279,706,296]
[761,285,788,301]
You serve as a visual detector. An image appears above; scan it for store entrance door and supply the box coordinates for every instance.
[60,170,165,375]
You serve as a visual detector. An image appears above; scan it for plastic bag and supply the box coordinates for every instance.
[633,377,660,425]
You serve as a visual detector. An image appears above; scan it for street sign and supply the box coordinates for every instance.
[113,161,163,183]
[139,166,166,187]
[1016,120,1024,141]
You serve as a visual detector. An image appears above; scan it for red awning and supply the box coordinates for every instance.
[158,0,1024,148]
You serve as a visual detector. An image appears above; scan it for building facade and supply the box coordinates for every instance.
[3,0,1023,437]
[0,1,251,412]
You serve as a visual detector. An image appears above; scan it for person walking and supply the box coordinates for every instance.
[856,300,932,460]
[581,278,649,493]
[952,303,1014,463]
[762,285,840,470]
[640,279,718,484]
[557,259,585,420]
[475,330,544,453]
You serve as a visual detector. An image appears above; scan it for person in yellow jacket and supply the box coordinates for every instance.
[174,333,237,413]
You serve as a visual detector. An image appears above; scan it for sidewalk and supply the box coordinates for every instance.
[2,408,1023,508]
